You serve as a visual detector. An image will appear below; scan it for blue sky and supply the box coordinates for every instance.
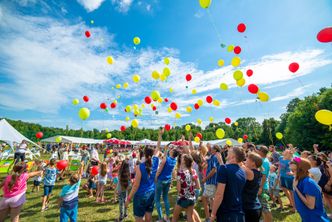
[0,0,331,130]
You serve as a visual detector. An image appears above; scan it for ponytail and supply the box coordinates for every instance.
[9,163,25,190]
[144,147,154,176]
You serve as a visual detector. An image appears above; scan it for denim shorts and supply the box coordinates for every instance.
[44,185,54,196]
[177,199,195,208]
[133,190,155,217]
[280,176,294,190]
[33,180,41,186]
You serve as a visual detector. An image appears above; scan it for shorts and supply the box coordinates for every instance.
[271,189,280,197]
[98,180,107,186]
[217,212,244,222]
[44,185,54,196]
[88,181,97,190]
[280,176,294,190]
[14,153,25,162]
[0,192,26,210]
[133,190,155,217]
[203,184,216,198]
[259,189,271,213]
[177,199,195,208]
[33,180,41,186]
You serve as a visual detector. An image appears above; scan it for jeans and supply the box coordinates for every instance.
[155,180,171,220]
[133,190,155,217]
[60,205,78,222]
[118,191,127,219]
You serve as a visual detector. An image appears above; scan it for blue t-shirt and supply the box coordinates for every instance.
[269,172,280,190]
[279,158,292,178]
[158,156,177,182]
[206,154,220,185]
[136,156,159,195]
[243,169,262,210]
[261,158,270,190]
[216,164,246,215]
[44,167,58,186]
[294,177,329,222]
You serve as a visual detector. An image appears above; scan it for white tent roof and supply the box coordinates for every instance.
[206,138,242,147]
[41,136,103,144]
[0,119,40,148]
[134,139,157,146]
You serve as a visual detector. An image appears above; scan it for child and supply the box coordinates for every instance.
[32,160,43,192]
[58,161,84,222]
[112,160,121,203]
[128,152,137,184]
[96,162,108,203]
[117,160,130,221]
[42,158,58,211]
[269,164,283,210]
[107,157,114,188]
[83,174,97,198]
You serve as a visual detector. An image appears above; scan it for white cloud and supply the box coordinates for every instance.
[112,0,133,13]
[194,11,204,18]
[77,0,105,12]
[271,85,310,102]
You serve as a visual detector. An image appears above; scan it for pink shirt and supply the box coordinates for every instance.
[3,173,29,198]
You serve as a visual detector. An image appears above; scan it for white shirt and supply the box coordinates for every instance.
[309,167,322,183]
[16,144,27,153]
[91,149,99,161]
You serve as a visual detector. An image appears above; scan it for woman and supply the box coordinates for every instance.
[318,153,332,214]
[125,130,162,222]
[14,140,27,164]
[0,163,42,222]
[293,157,330,222]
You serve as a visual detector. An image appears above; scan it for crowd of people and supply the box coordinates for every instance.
[0,131,332,222]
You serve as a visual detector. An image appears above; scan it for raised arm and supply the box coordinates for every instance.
[155,129,163,156]
[78,161,85,180]
[126,166,142,207]
[188,132,193,152]
[28,170,43,179]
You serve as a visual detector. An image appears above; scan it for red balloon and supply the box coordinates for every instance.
[144,96,152,104]
[317,27,332,43]
[165,124,171,131]
[85,31,91,38]
[36,132,43,139]
[56,160,68,170]
[196,133,203,140]
[289,62,299,73]
[83,96,89,102]
[164,98,169,103]
[237,23,246,33]
[100,103,107,109]
[185,74,192,81]
[152,106,157,111]
[120,125,126,131]
[234,46,242,54]
[243,134,248,140]
[206,96,213,103]
[248,84,259,94]
[225,118,231,124]
[110,102,116,109]
[170,102,178,111]
[246,69,253,77]
[90,166,99,176]
[194,103,200,110]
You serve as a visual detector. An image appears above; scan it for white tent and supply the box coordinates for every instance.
[0,119,40,148]
[41,136,103,144]
[135,139,157,146]
[206,138,242,147]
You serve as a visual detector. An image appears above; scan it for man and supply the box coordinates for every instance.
[210,147,247,222]
[202,144,221,222]
[257,146,272,222]
[269,145,280,165]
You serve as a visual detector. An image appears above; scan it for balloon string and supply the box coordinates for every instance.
[206,9,223,44]
[295,76,305,88]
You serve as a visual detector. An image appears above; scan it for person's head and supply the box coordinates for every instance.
[257,146,268,158]
[270,164,277,173]
[247,143,256,151]
[227,147,245,164]
[100,162,107,176]
[206,143,212,152]
[200,145,208,157]
[245,152,263,169]
[269,145,275,152]
[49,158,56,166]
[282,149,293,159]
[9,162,27,190]
[308,155,322,168]
[144,147,154,175]
[300,150,311,158]
[169,148,180,158]
[69,173,79,185]
[113,151,119,157]
[211,145,220,155]
[119,160,130,189]
[181,154,193,170]
[295,158,311,181]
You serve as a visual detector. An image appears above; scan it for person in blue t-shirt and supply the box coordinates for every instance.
[155,130,179,222]
[125,130,162,222]
[42,158,59,212]
[293,157,330,222]
[210,147,246,222]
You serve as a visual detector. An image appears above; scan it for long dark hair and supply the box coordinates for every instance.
[144,147,154,176]
[119,160,130,190]
[182,154,194,177]
[191,152,203,172]
[9,163,26,190]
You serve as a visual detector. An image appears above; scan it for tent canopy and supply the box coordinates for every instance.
[0,119,40,148]
[41,136,103,144]
[206,138,242,147]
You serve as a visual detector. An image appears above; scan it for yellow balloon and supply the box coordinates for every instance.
[133,36,141,45]
[175,113,181,119]
[216,128,225,139]
[276,132,283,140]
[197,119,202,125]
[160,73,167,81]
[186,106,192,113]
[217,59,225,67]
[227,45,234,52]
[169,88,173,93]
[106,133,112,139]
[132,74,140,83]
[315,109,332,126]
[238,138,243,143]
[151,90,161,101]
[55,136,62,143]
[197,99,204,106]
[192,89,197,94]
[78,107,90,120]
[141,104,145,108]
[199,0,211,9]
[72,99,79,105]
[164,57,170,65]
[123,82,129,89]
[116,84,121,89]
[106,56,113,65]
[194,136,200,143]
[125,105,131,112]
[220,83,228,90]
[209,117,214,122]
[125,116,130,121]
[236,78,246,87]
[133,104,139,110]
[258,92,269,102]
[113,100,118,104]
[132,119,139,128]
[185,125,191,131]
[234,121,239,126]
[233,70,243,81]
[163,67,171,77]
[226,139,232,146]
[167,107,172,113]
[231,56,241,67]
[152,71,160,80]
[105,128,109,133]
[213,99,220,106]
[157,97,163,103]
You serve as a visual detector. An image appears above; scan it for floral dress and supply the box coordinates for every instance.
[177,169,198,201]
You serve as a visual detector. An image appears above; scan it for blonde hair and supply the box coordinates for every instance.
[200,145,208,157]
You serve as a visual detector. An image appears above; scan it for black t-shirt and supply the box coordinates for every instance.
[242,169,262,210]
